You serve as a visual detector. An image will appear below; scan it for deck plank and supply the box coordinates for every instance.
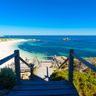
[8,80,78,96]
[21,80,71,85]
[8,89,78,96]
[13,84,75,90]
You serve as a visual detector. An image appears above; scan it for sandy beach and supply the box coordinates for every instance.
[0,39,28,59]
[0,39,55,81]
[0,39,27,68]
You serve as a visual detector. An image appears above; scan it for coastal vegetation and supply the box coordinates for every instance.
[51,59,96,96]
[0,68,16,89]
[0,38,19,42]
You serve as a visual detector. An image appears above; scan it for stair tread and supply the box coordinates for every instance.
[8,89,78,96]
[8,80,78,96]
[13,84,75,90]
[21,80,71,85]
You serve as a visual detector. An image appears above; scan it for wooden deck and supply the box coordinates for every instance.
[8,80,78,96]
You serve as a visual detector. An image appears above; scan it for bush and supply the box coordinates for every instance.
[50,69,68,81]
[51,69,96,96]
[0,68,16,89]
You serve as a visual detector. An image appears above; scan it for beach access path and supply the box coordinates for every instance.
[33,61,54,81]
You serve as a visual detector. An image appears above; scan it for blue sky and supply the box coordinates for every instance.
[0,0,96,35]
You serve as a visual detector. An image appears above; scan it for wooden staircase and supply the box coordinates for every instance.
[1,49,96,96]
[8,80,78,96]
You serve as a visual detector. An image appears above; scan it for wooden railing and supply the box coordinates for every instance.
[58,57,69,69]
[58,49,96,82]
[68,49,96,82]
[0,49,96,85]
[0,50,34,85]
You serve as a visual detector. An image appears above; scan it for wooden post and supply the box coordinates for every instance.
[46,67,49,81]
[30,64,34,79]
[14,50,21,84]
[68,49,74,82]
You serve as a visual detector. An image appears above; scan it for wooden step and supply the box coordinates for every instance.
[21,80,71,85]
[13,84,75,90]
[8,89,78,96]
[8,80,78,96]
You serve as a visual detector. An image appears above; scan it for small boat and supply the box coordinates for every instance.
[28,39,40,42]
[63,37,71,41]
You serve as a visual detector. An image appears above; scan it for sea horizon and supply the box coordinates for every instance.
[2,35,96,36]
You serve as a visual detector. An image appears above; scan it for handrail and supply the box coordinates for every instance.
[19,57,31,68]
[59,57,69,69]
[0,53,16,65]
[73,53,96,72]
[68,49,96,83]
[19,56,34,79]
[53,57,59,68]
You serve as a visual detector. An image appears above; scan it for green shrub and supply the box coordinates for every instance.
[50,69,68,81]
[51,69,96,96]
[0,68,16,89]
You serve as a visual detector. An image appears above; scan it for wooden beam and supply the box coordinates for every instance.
[59,57,69,69]
[68,49,74,82]
[19,57,31,68]
[14,50,21,85]
[74,53,96,72]
[19,57,34,80]
[0,53,15,65]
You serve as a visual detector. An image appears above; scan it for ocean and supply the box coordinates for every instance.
[4,35,96,59]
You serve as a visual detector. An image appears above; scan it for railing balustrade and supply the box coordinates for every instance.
[0,49,96,85]
[68,49,96,82]
[0,50,34,85]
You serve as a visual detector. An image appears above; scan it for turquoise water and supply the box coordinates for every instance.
[5,36,96,59]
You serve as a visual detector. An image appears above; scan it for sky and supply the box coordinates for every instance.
[0,0,96,35]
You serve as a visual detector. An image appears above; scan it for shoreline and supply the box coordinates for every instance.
[0,39,95,69]
[0,39,27,59]
[13,42,46,61]
[0,39,28,68]
[0,39,49,68]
